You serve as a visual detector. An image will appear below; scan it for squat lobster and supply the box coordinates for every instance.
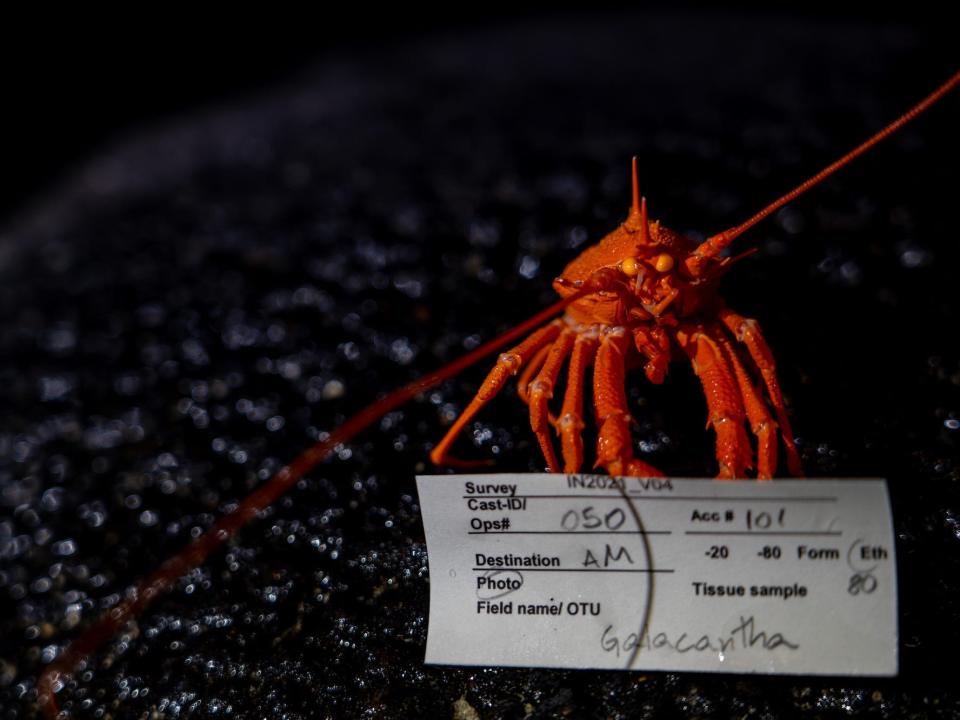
[430,73,960,479]
[430,72,960,479]
[430,159,802,479]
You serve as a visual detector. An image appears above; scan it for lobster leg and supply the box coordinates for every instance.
[633,325,671,385]
[557,333,598,473]
[593,327,665,477]
[517,345,551,404]
[709,324,778,479]
[717,308,804,477]
[430,320,563,466]
[528,329,575,471]
[677,325,751,479]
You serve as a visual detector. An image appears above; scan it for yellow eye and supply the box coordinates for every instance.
[619,257,640,277]
[653,253,674,273]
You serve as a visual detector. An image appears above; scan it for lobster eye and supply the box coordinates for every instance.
[653,253,675,273]
[619,257,640,277]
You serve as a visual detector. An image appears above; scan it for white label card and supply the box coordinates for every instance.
[417,475,897,676]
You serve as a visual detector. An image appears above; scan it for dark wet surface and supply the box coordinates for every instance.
[2,13,959,719]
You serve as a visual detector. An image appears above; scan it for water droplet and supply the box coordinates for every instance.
[900,247,931,269]
[568,226,588,249]
[52,539,77,557]
[393,276,424,298]
[389,338,416,366]
[40,487,64,512]
[38,375,73,401]
[518,255,540,279]
[42,323,76,353]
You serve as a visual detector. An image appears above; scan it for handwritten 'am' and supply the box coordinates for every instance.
[583,544,633,568]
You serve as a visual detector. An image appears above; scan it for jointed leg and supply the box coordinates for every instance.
[517,345,551,405]
[708,324,777,479]
[430,320,562,467]
[593,328,664,477]
[557,334,598,473]
[528,329,575,472]
[677,325,751,479]
[718,308,803,477]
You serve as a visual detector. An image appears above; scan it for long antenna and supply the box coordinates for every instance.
[689,69,960,269]
[36,290,590,717]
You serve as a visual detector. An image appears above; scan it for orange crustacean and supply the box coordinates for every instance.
[429,158,802,480]
[429,70,960,480]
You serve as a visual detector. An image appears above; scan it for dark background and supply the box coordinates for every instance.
[4,11,561,225]
[2,9,959,720]
[0,8,949,226]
